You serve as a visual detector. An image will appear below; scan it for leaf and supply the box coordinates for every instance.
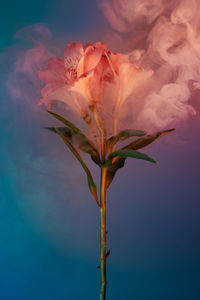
[46,111,101,165]
[47,126,101,165]
[109,149,157,164]
[106,157,126,189]
[47,110,82,134]
[106,129,146,151]
[123,128,175,151]
[46,127,73,139]
[118,129,146,139]
[52,126,100,206]
[106,128,175,189]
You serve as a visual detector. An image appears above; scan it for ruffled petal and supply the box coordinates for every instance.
[39,84,82,113]
[82,45,103,74]
[64,42,83,70]
[110,53,153,104]
[72,54,115,106]
[118,62,153,103]
[88,55,115,103]
[69,75,92,104]
[77,42,109,77]
[38,57,66,83]
[40,81,65,98]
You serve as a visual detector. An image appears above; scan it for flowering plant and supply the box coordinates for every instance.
[39,41,174,299]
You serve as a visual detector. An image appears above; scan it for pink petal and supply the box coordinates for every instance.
[40,81,66,98]
[69,75,91,103]
[38,57,66,83]
[110,53,153,104]
[95,42,109,52]
[83,45,103,73]
[64,42,83,70]
[88,55,115,102]
[77,42,109,77]
[40,84,82,114]
[118,62,153,103]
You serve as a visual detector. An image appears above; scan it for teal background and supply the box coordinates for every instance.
[0,1,200,299]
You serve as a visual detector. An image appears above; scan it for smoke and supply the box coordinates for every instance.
[5,2,200,134]
[100,0,200,131]
[5,25,53,109]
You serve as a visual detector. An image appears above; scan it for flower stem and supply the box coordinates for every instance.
[92,107,105,163]
[100,166,107,300]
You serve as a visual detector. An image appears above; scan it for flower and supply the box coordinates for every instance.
[38,41,153,128]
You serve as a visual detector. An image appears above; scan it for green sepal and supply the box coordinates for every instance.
[106,129,146,151]
[52,125,100,207]
[109,149,157,164]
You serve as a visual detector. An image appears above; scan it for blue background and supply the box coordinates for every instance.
[0,1,200,299]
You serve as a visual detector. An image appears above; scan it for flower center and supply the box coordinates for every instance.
[66,67,78,84]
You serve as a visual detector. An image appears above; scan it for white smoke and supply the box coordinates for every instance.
[100,0,200,131]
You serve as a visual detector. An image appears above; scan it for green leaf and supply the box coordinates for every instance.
[46,127,73,139]
[106,149,156,189]
[106,157,126,189]
[123,128,175,151]
[109,149,157,163]
[52,126,100,206]
[118,129,146,139]
[47,110,83,134]
[47,126,100,163]
[106,128,175,189]
[46,111,101,165]
[106,129,146,151]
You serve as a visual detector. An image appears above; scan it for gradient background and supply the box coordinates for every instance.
[0,1,200,299]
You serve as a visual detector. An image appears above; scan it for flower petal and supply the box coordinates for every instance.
[77,43,105,77]
[39,84,82,113]
[118,63,153,102]
[64,42,83,70]
[70,75,92,104]
[88,55,115,102]
[111,53,153,104]
[38,57,66,83]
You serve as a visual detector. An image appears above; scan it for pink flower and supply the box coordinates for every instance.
[38,41,153,124]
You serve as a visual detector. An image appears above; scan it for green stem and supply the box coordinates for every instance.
[100,167,107,300]
[93,107,105,162]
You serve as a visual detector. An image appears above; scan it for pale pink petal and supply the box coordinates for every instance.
[37,97,56,110]
[70,75,91,104]
[38,57,66,83]
[73,54,115,106]
[40,82,66,98]
[95,42,109,52]
[118,63,153,103]
[64,42,83,70]
[87,55,115,103]
[40,85,82,113]
[77,42,109,77]
[110,53,153,104]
